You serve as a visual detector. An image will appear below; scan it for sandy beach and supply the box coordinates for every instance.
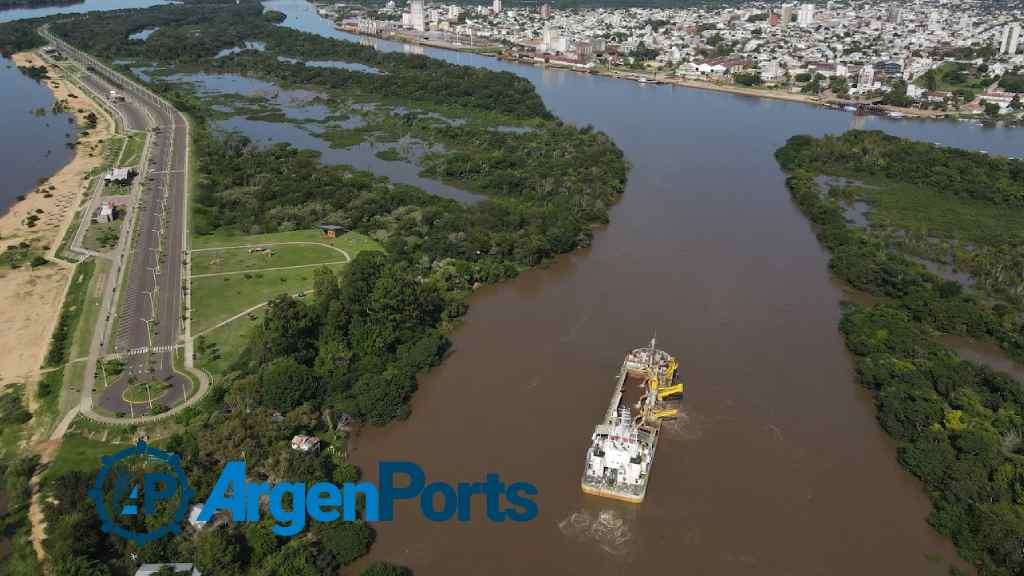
[0,51,113,390]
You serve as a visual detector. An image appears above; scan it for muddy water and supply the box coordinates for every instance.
[939,334,1024,382]
[255,2,1024,574]
[0,56,74,215]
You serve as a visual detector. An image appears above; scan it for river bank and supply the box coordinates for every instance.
[0,51,111,387]
[339,27,949,121]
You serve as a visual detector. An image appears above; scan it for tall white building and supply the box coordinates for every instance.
[492,0,502,15]
[858,64,874,88]
[1000,23,1021,55]
[410,0,425,32]
[780,3,793,28]
[448,4,461,20]
[797,3,815,27]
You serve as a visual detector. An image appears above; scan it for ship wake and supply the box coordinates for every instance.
[557,508,634,557]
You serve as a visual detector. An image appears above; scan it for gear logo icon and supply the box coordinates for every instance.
[89,440,194,546]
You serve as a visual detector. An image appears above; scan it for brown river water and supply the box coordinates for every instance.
[6,0,1022,572]
[254,3,1024,574]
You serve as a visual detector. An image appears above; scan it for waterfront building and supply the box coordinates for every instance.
[448,4,460,20]
[411,0,426,32]
[858,64,874,87]
[577,41,594,62]
[760,60,783,82]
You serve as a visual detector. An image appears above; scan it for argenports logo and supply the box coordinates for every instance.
[91,441,538,544]
[89,441,194,545]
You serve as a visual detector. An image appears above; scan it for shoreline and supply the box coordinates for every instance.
[342,27,957,122]
[0,51,113,388]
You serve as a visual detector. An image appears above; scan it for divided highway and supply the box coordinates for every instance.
[41,25,208,425]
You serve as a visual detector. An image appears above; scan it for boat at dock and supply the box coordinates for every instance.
[581,338,683,503]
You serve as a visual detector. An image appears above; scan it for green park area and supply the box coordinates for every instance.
[44,433,128,480]
[123,379,171,404]
[190,230,381,335]
[191,242,348,276]
[913,62,994,98]
[196,306,264,382]
[83,220,121,251]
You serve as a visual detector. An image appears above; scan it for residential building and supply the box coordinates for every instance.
[291,435,321,453]
[760,60,783,81]
[97,201,116,224]
[858,64,874,87]
[104,167,136,184]
[780,3,793,28]
[797,3,815,27]
[886,6,902,24]
[1001,23,1020,55]
[492,0,501,15]
[410,0,425,32]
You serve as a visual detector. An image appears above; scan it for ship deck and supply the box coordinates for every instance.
[617,370,648,418]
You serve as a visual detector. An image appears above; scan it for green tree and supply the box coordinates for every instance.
[361,561,410,576]
[316,521,373,569]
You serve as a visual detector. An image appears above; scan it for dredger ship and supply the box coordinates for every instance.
[581,338,682,503]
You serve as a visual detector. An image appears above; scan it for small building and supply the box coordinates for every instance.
[97,201,117,223]
[318,224,346,238]
[291,435,320,453]
[104,167,137,185]
[188,504,207,531]
[135,564,201,576]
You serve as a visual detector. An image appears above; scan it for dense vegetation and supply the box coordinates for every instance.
[777,131,1024,576]
[44,259,94,367]
[777,130,1024,206]
[23,0,627,572]
[40,393,408,576]
[0,16,47,55]
[49,0,547,119]
[41,0,626,418]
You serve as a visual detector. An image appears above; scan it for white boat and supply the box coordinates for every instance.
[581,339,683,503]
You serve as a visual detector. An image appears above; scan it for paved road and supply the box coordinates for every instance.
[41,25,208,423]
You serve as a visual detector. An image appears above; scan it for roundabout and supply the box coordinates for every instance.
[121,379,172,404]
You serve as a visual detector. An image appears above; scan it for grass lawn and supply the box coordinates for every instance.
[190,230,382,334]
[45,432,127,480]
[70,258,108,360]
[196,306,264,382]
[191,243,348,276]
[92,135,125,177]
[854,178,1024,246]
[191,264,344,334]
[82,220,121,251]
[123,380,171,403]
[191,228,380,251]
[102,181,131,197]
[912,62,991,94]
[120,132,146,167]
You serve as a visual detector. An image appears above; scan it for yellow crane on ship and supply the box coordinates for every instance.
[643,355,684,418]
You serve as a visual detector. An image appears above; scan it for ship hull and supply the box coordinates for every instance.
[580,482,646,503]
[581,340,676,504]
